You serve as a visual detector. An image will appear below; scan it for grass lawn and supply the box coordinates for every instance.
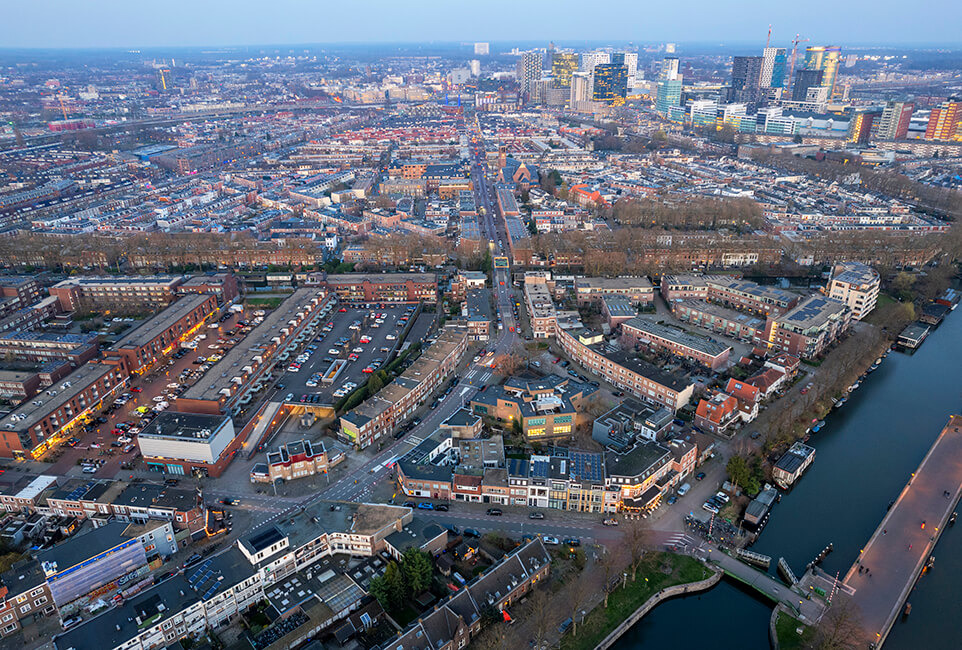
[775,610,815,650]
[560,553,713,650]
[244,296,286,309]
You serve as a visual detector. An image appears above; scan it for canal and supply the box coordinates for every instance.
[615,307,962,649]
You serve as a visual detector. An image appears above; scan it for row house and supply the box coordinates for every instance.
[340,325,468,448]
[557,328,694,412]
[380,539,551,650]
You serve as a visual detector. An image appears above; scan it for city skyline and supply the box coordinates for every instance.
[2,0,961,49]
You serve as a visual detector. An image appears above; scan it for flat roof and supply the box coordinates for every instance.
[606,441,671,479]
[603,349,693,393]
[324,272,435,285]
[139,411,230,443]
[181,288,324,402]
[577,276,653,291]
[111,293,213,350]
[466,290,492,321]
[623,318,731,357]
[673,298,765,328]
[51,275,184,289]
[241,500,409,560]
[0,363,120,434]
[776,296,848,331]
[37,522,135,575]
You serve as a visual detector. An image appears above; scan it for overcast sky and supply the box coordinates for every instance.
[3,0,960,49]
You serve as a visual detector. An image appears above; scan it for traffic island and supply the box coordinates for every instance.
[561,552,719,650]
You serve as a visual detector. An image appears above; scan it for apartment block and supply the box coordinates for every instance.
[621,318,732,370]
[761,296,852,359]
[49,276,185,312]
[322,273,437,304]
[574,276,654,306]
[340,325,468,449]
[0,360,129,458]
[110,293,218,373]
[557,328,694,412]
[827,262,879,320]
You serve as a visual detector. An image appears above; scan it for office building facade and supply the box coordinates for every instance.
[550,52,578,88]
[592,63,628,103]
[803,46,842,97]
[760,47,787,89]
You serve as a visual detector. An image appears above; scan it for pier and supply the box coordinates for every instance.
[844,415,962,647]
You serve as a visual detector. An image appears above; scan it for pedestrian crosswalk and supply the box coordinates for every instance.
[664,533,697,550]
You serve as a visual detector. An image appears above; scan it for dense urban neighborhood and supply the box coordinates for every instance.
[0,20,960,650]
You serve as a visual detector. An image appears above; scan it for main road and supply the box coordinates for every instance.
[242,137,520,531]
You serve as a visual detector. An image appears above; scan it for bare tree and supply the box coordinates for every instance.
[624,517,652,581]
[806,597,867,650]
[528,588,551,648]
[567,572,589,638]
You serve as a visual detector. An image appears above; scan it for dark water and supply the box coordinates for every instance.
[611,578,775,649]
[615,308,962,649]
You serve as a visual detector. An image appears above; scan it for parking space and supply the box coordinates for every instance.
[43,309,249,478]
[280,303,418,405]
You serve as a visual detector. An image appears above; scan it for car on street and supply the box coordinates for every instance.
[528,511,544,519]
[61,616,83,630]
[695,472,706,481]
[485,508,502,516]
[602,518,618,526]
[82,465,97,474]
[417,502,434,510]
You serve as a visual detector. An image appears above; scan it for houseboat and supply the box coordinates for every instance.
[772,441,816,489]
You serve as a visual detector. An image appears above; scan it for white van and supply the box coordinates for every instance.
[677,483,691,497]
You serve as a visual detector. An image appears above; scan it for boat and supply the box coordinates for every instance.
[817,420,826,427]
[950,512,957,526]
[876,357,884,364]
[904,603,912,617]
[812,424,822,433]
[849,382,861,392]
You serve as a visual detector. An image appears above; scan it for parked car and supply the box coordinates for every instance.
[61,616,82,630]
[542,535,560,545]
[528,511,544,519]
[485,508,502,516]
[563,538,581,547]
[417,502,434,510]
[463,528,481,538]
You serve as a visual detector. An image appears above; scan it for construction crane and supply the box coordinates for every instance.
[788,34,810,94]
[159,68,169,91]
[765,25,772,49]
[57,94,69,120]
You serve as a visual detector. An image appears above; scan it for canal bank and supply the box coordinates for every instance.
[616,304,962,649]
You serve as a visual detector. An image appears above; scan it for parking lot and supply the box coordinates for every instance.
[279,303,418,405]
[43,308,249,479]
